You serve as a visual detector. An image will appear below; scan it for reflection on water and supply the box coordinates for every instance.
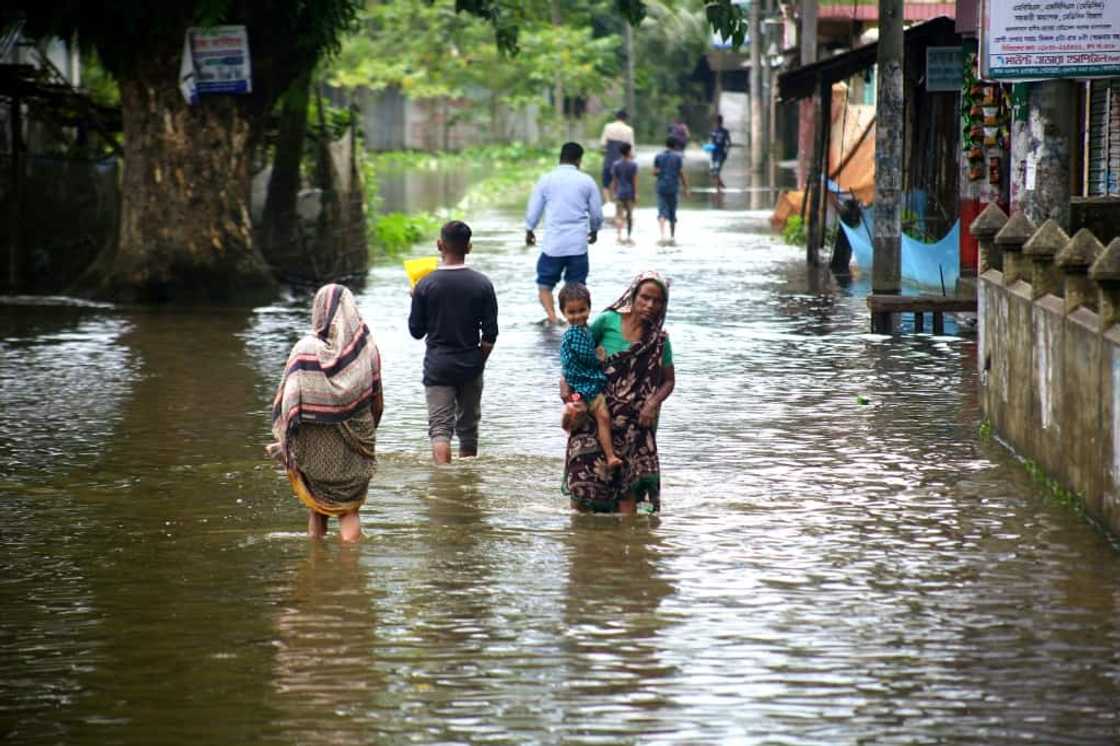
[1,149,1119,743]
[377,167,474,215]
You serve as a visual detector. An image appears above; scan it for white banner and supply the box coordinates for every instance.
[188,25,252,95]
[984,0,1120,80]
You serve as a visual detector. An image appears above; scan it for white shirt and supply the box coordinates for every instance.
[600,120,635,146]
[524,165,604,257]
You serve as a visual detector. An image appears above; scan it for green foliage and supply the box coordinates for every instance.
[452,0,521,54]
[631,0,711,140]
[373,212,442,256]
[15,0,363,110]
[328,0,620,132]
[307,96,359,142]
[80,50,120,108]
[782,215,806,247]
[705,0,748,48]
[1019,457,1120,548]
[1022,459,1081,510]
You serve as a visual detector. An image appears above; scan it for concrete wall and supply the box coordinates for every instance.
[350,86,541,152]
[977,210,1120,535]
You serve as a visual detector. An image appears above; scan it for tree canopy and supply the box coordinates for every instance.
[15,0,364,121]
[330,1,619,109]
[6,0,752,301]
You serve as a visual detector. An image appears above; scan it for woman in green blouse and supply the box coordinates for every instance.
[562,271,676,513]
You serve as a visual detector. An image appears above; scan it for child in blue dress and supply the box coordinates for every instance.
[558,283,622,470]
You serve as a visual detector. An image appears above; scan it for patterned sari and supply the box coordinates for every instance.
[269,284,380,516]
[565,272,670,513]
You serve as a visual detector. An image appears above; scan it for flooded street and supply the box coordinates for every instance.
[2,151,1119,744]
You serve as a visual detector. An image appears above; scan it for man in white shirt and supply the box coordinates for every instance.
[598,109,635,203]
[524,142,604,324]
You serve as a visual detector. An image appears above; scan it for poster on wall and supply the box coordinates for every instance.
[180,25,253,103]
[983,0,1120,80]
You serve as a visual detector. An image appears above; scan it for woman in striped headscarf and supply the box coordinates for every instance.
[268,284,383,541]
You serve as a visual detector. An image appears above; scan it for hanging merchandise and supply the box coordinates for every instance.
[961,50,1009,193]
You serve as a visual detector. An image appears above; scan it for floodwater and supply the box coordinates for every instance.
[2,149,1119,745]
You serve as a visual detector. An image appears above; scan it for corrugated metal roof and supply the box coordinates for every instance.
[778,16,958,101]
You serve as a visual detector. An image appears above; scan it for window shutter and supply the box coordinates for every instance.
[1088,80,1120,196]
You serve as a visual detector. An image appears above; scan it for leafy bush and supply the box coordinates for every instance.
[782,215,807,246]
[373,212,441,256]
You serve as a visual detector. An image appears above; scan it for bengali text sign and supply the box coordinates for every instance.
[985,0,1120,79]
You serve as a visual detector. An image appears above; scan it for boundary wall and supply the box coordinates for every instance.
[971,204,1120,535]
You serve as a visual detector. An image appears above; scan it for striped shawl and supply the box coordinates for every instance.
[270,284,380,462]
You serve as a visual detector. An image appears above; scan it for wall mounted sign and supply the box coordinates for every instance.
[983,0,1120,80]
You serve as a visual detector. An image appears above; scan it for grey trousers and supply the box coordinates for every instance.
[425,374,484,451]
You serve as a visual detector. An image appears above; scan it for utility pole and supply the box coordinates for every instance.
[749,0,764,175]
[624,22,636,120]
[797,0,817,188]
[761,0,773,182]
[872,0,903,300]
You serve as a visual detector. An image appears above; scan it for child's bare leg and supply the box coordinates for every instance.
[307,510,327,539]
[594,405,622,468]
[338,510,362,543]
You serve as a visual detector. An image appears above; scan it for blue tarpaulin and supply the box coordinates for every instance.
[840,212,960,292]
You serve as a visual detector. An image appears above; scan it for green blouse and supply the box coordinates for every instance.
[589,310,674,367]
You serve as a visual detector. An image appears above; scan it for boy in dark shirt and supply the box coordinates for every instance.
[709,115,732,191]
[408,221,499,464]
[609,143,638,244]
[654,137,688,244]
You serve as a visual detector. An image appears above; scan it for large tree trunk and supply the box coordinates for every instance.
[93,48,275,303]
[259,71,312,271]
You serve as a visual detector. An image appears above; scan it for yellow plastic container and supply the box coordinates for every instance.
[404,257,439,287]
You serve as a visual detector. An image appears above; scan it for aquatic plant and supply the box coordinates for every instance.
[782,215,806,246]
[373,212,443,256]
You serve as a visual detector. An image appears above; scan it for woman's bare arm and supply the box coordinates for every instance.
[639,364,675,427]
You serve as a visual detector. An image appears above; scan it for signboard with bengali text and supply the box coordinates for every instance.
[984,0,1120,80]
[189,26,252,95]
